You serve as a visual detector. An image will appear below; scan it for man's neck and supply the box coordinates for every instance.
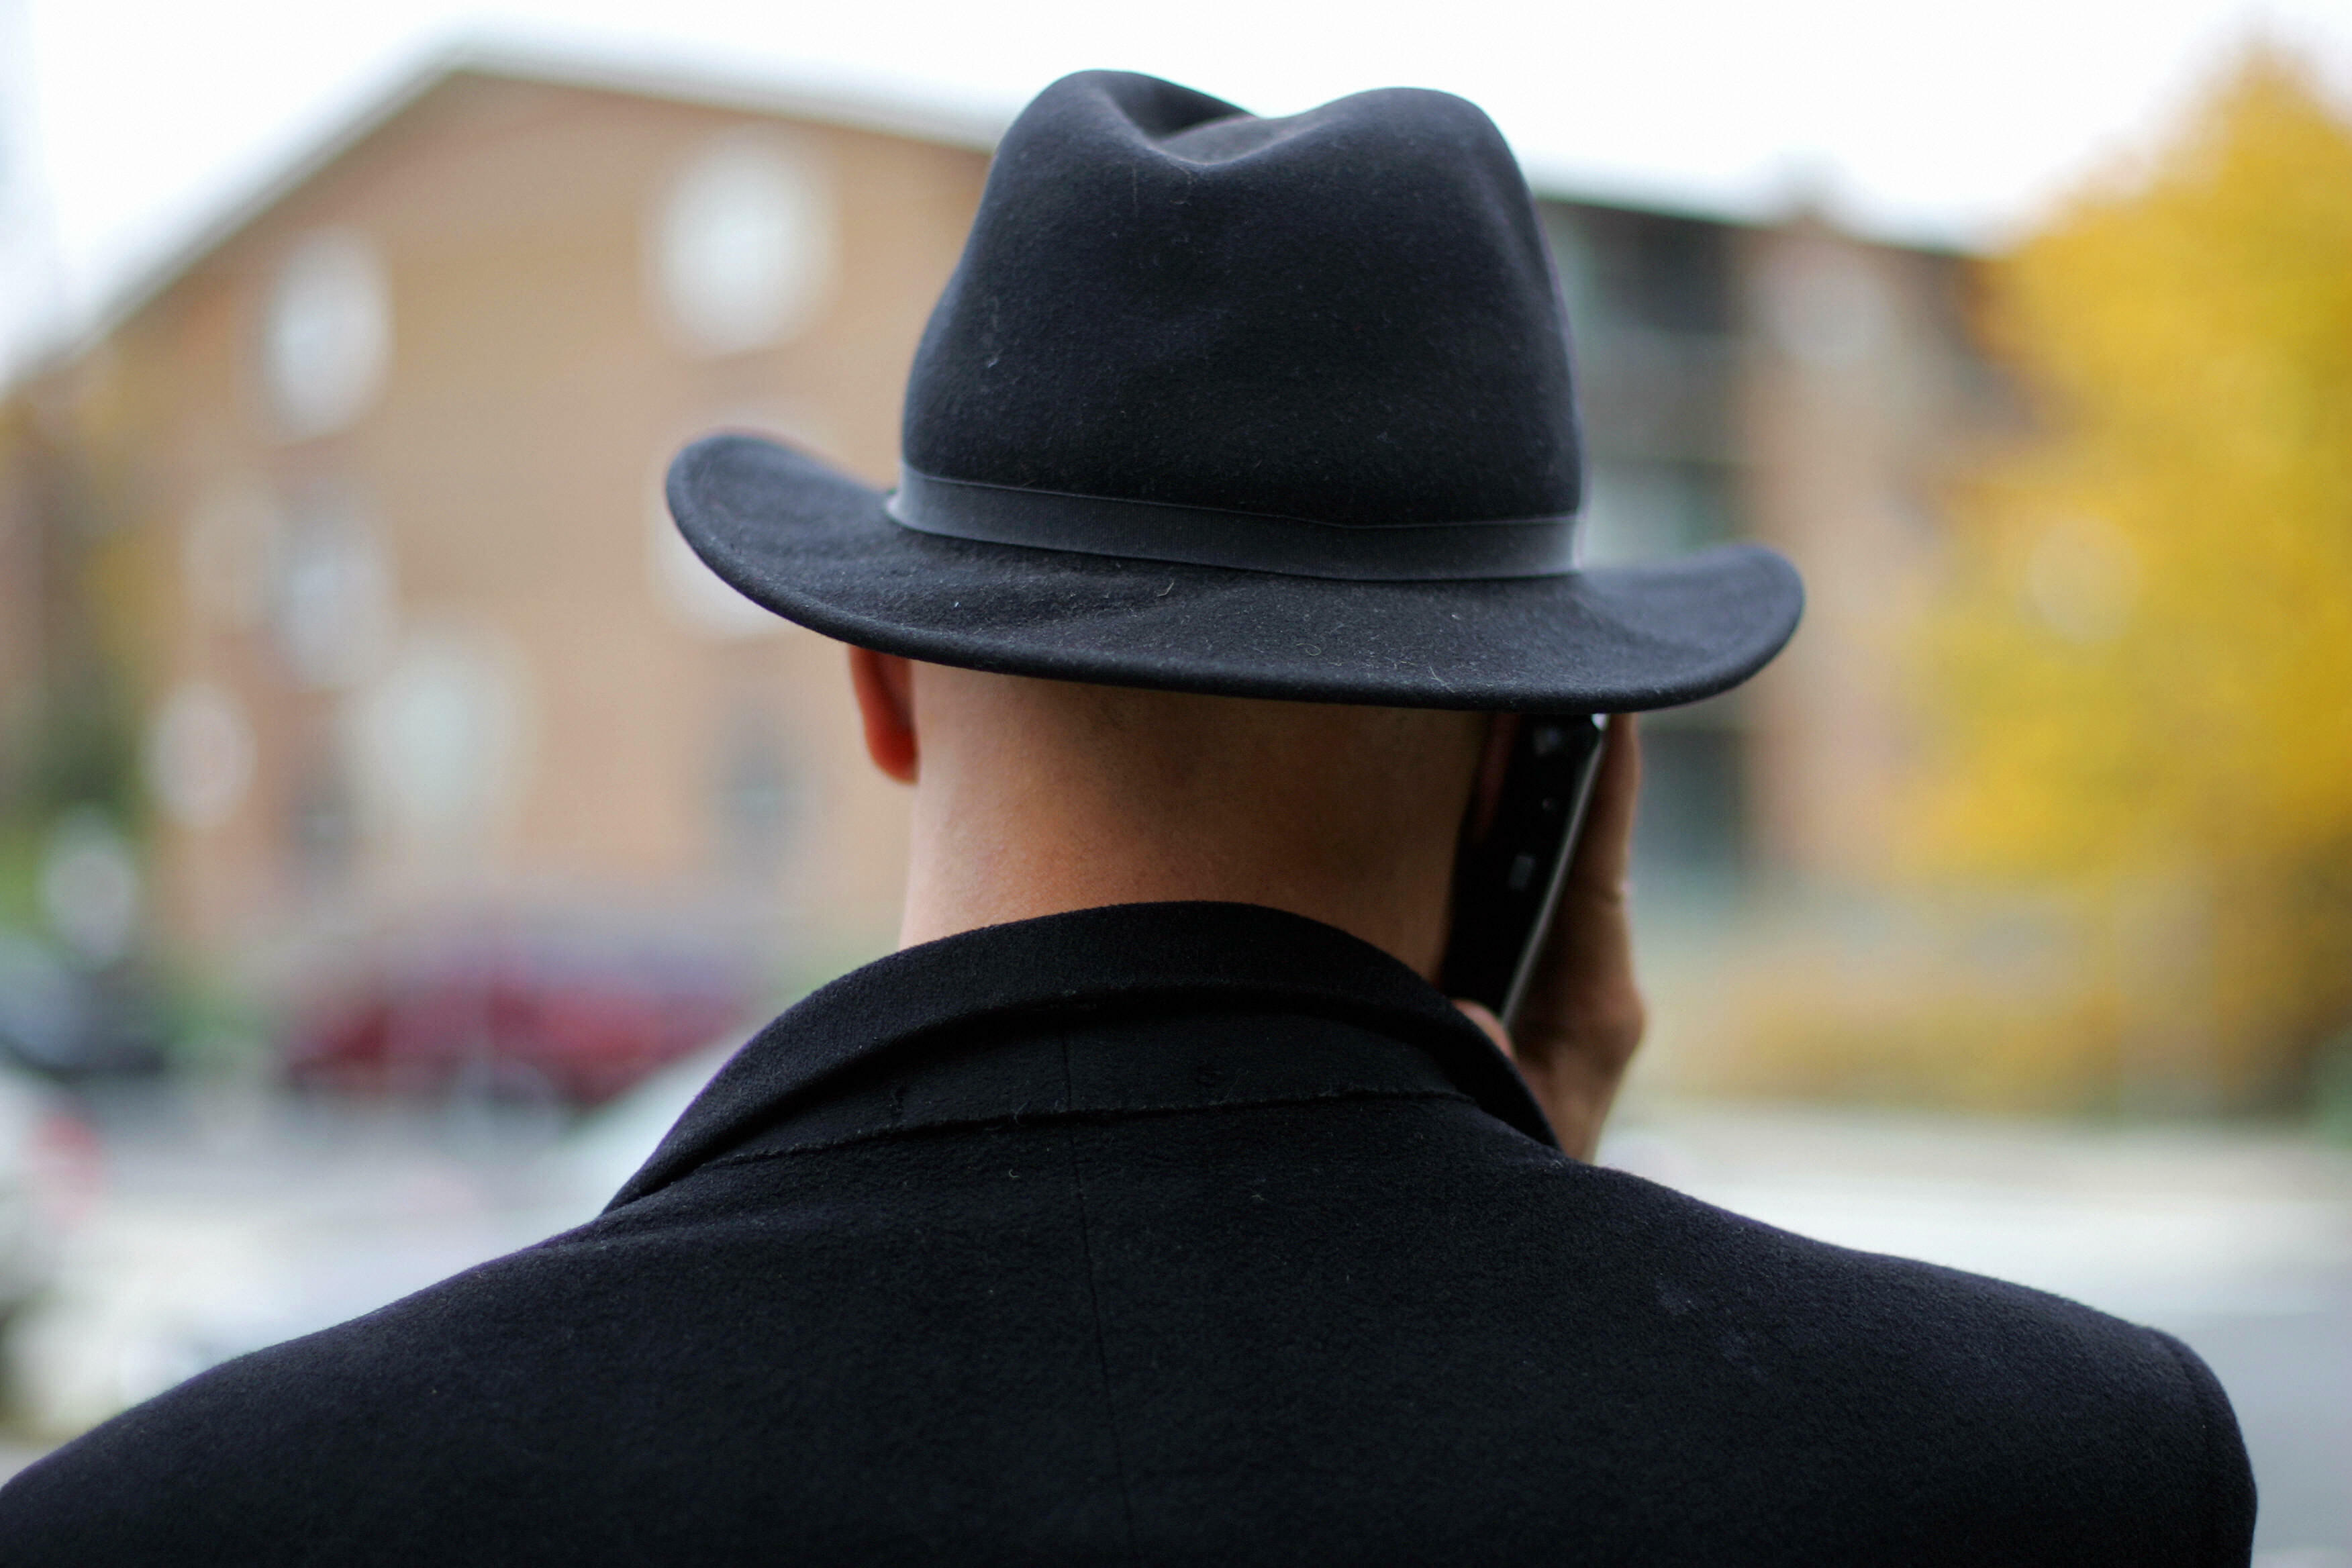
[892,671,1485,981]
[897,796,1456,979]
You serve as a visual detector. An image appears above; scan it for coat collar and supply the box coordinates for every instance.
[608,901,1557,1209]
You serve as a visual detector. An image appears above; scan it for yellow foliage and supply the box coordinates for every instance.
[1917,48,2352,1101]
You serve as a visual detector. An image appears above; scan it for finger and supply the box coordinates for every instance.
[1503,715,1645,1157]
[1517,716,1643,1042]
[1562,714,1640,899]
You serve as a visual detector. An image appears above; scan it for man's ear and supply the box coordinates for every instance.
[848,646,919,784]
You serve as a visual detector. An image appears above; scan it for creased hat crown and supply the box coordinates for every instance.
[901,70,1582,530]
[663,69,1802,714]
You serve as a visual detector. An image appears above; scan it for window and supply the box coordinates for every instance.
[1581,458,1737,565]
[713,703,797,878]
[262,230,391,438]
[271,482,394,691]
[1630,723,1746,909]
[651,130,836,356]
[345,624,530,852]
[1540,204,1732,340]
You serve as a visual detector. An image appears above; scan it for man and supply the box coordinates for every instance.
[4,72,2251,1565]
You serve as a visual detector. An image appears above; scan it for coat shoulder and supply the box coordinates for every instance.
[1563,1160,2255,1561]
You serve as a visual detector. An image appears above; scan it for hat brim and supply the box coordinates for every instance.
[670,434,1803,713]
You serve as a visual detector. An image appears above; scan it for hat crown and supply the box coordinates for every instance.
[901,71,1582,530]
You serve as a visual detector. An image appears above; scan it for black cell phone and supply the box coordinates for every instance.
[1438,714,1608,1031]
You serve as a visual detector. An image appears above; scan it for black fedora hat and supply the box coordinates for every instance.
[668,70,1802,712]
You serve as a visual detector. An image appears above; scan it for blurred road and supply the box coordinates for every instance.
[5,1081,2346,1563]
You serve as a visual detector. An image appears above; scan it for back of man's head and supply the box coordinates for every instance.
[850,650,1488,977]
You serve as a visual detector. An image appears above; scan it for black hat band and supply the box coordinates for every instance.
[886,467,1581,583]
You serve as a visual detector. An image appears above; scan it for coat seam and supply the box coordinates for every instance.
[1061,1031,1144,1564]
[695,1087,1473,1174]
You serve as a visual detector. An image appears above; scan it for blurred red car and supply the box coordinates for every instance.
[283,932,756,1107]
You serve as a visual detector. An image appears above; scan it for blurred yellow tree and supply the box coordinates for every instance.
[1920,48,2352,1105]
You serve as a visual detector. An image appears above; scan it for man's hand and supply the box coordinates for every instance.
[1454,714,1645,1161]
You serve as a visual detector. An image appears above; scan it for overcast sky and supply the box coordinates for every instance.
[5,0,2351,371]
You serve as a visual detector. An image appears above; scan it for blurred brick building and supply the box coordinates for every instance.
[5,59,997,1008]
[1547,202,1992,907]
[0,54,1995,1070]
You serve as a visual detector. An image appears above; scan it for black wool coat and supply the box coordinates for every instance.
[1,902,2254,1566]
